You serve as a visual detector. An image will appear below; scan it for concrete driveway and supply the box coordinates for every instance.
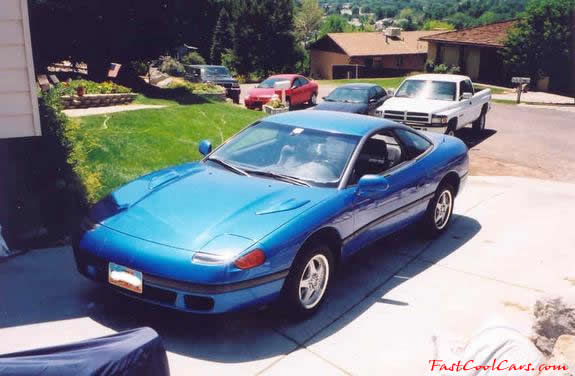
[1,176,574,375]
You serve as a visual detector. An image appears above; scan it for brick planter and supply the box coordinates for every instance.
[263,105,289,115]
[61,93,138,109]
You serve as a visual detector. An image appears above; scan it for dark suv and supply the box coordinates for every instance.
[184,65,240,103]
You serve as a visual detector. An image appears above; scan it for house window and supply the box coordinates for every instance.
[396,55,404,67]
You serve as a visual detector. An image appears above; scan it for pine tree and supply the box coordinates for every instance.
[210,7,234,64]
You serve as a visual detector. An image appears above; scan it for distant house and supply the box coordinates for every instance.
[419,20,517,84]
[0,0,40,139]
[348,18,362,28]
[310,29,444,80]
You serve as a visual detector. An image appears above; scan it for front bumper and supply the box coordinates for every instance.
[73,230,286,314]
[408,123,448,134]
[244,96,271,108]
[225,87,240,100]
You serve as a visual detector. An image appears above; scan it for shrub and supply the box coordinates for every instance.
[168,80,226,95]
[131,60,150,76]
[39,88,103,203]
[181,51,206,66]
[160,57,185,77]
[433,64,461,74]
[55,80,131,96]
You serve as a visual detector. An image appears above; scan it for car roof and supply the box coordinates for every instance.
[265,110,396,137]
[335,83,378,89]
[405,74,469,83]
[268,74,301,80]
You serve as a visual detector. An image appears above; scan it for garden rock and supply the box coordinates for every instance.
[532,295,575,355]
[539,335,575,376]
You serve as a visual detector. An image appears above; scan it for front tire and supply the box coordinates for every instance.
[422,183,455,238]
[280,242,334,318]
[308,93,317,105]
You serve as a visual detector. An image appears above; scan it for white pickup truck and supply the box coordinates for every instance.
[375,74,491,136]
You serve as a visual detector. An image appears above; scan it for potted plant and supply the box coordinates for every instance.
[263,94,288,115]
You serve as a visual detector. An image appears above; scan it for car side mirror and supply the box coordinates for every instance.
[460,92,473,101]
[387,88,395,96]
[357,174,390,195]
[369,97,377,103]
[199,139,212,156]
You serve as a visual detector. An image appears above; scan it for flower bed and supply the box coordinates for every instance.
[56,80,135,109]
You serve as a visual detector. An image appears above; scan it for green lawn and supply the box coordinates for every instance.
[317,77,406,89]
[72,96,264,202]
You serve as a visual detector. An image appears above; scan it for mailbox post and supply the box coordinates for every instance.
[511,77,531,104]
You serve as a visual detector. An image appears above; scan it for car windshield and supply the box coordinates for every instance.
[203,66,230,77]
[258,77,291,89]
[209,121,359,186]
[395,80,457,101]
[325,87,369,104]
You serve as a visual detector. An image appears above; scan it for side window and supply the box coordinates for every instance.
[291,79,300,88]
[350,131,404,184]
[298,77,309,86]
[368,87,377,101]
[375,86,385,98]
[394,129,432,159]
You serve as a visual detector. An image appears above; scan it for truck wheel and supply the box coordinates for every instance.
[445,121,457,137]
[472,110,486,135]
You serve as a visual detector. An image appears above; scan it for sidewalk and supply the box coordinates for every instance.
[63,104,166,118]
[492,91,575,105]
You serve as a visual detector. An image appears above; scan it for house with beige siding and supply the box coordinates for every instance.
[0,0,41,139]
[309,29,444,80]
[419,20,517,85]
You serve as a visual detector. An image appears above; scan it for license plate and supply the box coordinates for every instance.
[108,262,143,294]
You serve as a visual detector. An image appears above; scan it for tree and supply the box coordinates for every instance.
[231,0,299,76]
[319,15,352,36]
[181,52,206,65]
[447,12,474,29]
[210,8,234,64]
[501,0,575,90]
[423,20,455,31]
[29,0,182,80]
[477,11,499,25]
[295,0,324,47]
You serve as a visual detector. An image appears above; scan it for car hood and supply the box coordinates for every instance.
[314,101,367,114]
[379,97,456,114]
[92,163,334,252]
[247,87,276,97]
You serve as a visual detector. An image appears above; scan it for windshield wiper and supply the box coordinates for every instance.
[206,157,249,176]
[246,170,310,187]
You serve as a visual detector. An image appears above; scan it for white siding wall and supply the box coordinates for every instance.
[0,0,41,138]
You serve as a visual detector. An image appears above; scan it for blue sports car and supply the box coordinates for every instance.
[74,110,468,316]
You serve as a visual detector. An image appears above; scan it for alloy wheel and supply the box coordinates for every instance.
[298,254,329,309]
[434,189,453,230]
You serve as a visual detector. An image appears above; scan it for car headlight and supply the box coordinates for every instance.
[431,115,448,125]
[375,110,383,117]
[192,252,234,266]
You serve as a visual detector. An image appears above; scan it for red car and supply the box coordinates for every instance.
[244,74,318,110]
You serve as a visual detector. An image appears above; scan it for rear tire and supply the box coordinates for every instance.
[280,242,334,318]
[472,109,486,135]
[286,98,292,111]
[421,183,455,238]
[445,121,457,137]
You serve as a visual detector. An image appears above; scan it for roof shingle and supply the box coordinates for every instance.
[315,31,445,57]
[419,20,517,48]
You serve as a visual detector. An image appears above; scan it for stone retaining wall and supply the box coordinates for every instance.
[61,93,138,109]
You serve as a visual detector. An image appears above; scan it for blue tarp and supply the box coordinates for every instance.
[0,327,170,376]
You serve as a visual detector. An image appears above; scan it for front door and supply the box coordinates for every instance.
[345,130,429,253]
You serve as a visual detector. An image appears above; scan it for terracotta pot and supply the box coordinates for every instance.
[76,87,85,97]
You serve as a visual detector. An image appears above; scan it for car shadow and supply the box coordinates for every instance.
[456,128,497,149]
[0,215,480,364]
[86,214,481,362]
